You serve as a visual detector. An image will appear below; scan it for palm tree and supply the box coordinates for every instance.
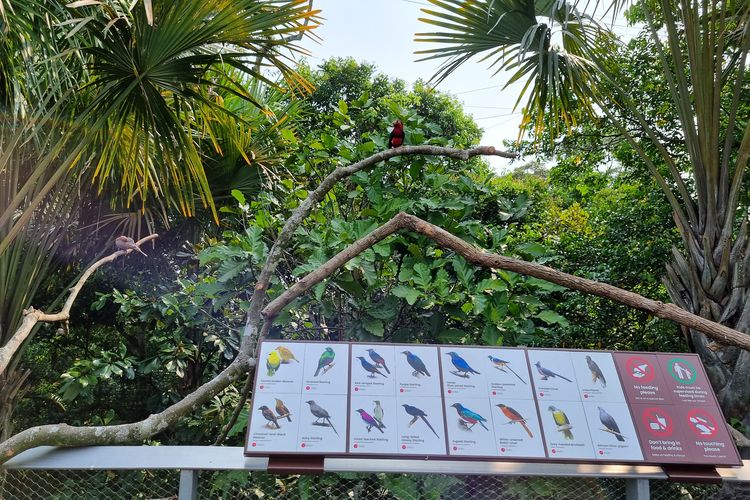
[0,0,318,438]
[416,0,750,431]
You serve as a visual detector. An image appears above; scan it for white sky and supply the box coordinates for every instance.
[299,0,638,172]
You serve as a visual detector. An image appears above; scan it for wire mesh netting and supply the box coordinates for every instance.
[0,469,179,499]
[0,469,737,499]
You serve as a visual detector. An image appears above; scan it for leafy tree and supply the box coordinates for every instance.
[417,0,750,430]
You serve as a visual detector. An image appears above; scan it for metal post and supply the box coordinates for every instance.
[625,479,650,500]
[178,469,198,500]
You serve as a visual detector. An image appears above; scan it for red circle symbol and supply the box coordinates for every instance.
[539,392,544,397]
[686,408,718,438]
[599,450,604,455]
[306,386,311,390]
[447,389,452,394]
[453,446,458,451]
[402,445,407,450]
[353,444,358,449]
[626,357,655,383]
[259,385,264,389]
[551,448,556,454]
[500,447,506,452]
[301,443,306,448]
[642,407,673,437]
[251,442,257,447]
[492,391,497,396]
[354,387,359,392]
[400,388,404,393]
[584,394,589,399]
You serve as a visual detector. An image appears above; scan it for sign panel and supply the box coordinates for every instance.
[245,341,741,466]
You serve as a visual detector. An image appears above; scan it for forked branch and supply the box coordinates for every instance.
[0,234,159,376]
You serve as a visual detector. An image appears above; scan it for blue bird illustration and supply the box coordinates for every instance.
[356,408,385,433]
[402,404,440,438]
[488,355,526,384]
[366,348,390,374]
[450,403,489,430]
[357,356,387,378]
[445,351,481,378]
[401,350,430,377]
[534,361,572,382]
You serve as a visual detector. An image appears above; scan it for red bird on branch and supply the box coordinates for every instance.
[388,119,404,148]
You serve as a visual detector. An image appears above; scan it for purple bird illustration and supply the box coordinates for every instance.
[356,408,385,433]
[366,348,390,374]
[357,356,387,378]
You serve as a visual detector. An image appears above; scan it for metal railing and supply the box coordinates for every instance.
[2,446,748,499]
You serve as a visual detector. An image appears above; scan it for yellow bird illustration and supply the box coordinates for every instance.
[548,405,574,440]
[276,346,299,364]
[267,350,281,376]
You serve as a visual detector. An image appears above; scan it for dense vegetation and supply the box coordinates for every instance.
[1,0,749,497]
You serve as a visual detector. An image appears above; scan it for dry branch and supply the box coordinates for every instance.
[261,213,750,351]
[0,234,159,376]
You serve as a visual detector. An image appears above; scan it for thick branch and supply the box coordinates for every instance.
[0,355,253,464]
[262,213,750,351]
[0,234,159,376]
[241,145,514,351]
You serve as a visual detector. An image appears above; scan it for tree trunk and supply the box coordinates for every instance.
[664,230,750,430]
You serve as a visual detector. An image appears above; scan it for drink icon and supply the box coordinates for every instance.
[649,413,668,431]
[642,407,673,437]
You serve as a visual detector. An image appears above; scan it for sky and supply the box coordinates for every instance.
[298,0,525,171]
[297,0,638,172]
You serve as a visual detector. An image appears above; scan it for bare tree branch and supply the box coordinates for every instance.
[0,234,159,376]
[261,213,750,351]
[1,145,513,460]
[240,145,514,354]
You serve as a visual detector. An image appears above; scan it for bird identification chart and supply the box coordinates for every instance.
[245,341,741,466]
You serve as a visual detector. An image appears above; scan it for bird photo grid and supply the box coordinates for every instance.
[245,341,741,465]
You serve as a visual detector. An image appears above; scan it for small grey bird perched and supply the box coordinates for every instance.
[305,400,339,436]
[115,236,147,256]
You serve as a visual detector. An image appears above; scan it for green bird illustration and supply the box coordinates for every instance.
[373,400,386,428]
[314,347,335,376]
[548,405,574,440]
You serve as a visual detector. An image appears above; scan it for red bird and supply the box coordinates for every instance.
[115,236,147,257]
[388,119,404,148]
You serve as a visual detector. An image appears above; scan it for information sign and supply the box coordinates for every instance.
[245,342,741,466]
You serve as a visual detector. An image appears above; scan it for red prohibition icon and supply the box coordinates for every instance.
[686,409,718,438]
[626,357,655,383]
[642,407,673,437]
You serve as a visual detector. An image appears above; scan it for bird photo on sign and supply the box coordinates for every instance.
[495,403,533,438]
[356,355,388,378]
[597,406,625,441]
[450,402,489,431]
[445,351,481,379]
[488,355,526,384]
[547,405,574,440]
[401,350,430,378]
[266,345,299,377]
[305,400,339,436]
[401,403,440,438]
[258,404,282,429]
[313,347,336,377]
[534,361,573,383]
